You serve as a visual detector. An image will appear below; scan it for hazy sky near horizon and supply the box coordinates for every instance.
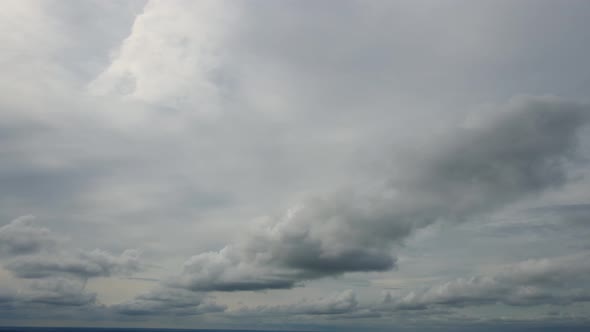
[1,0,590,330]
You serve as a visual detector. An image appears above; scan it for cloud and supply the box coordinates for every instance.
[527,203,590,227]
[2,0,590,327]
[21,277,97,307]
[0,216,59,256]
[385,252,590,311]
[0,219,210,319]
[169,97,590,292]
[171,247,301,292]
[0,217,143,281]
[238,290,358,316]
[0,278,96,311]
[112,286,225,316]
[233,252,590,321]
[89,0,235,110]
[6,248,142,280]
[0,217,143,314]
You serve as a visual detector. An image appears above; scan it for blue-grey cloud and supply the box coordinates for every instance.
[6,249,142,280]
[112,286,225,316]
[381,252,590,311]
[0,216,59,256]
[236,290,358,316]
[170,97,590,292]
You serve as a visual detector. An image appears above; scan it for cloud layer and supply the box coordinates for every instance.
[0,217,142,311]
[389,252,590,311]
[169,97,589,292]
[2,0,590,330]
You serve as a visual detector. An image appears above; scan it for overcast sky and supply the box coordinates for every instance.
[1,1,590,331]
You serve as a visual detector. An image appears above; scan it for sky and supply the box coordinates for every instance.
[1,0,590,331]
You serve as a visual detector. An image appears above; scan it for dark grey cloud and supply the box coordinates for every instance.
[169,97,590,292]
[230,290,453,325]
[0,217,144,318]
[0,278,96,311]
[0,216,59,255]
[382,252,590,311]
[6,248,142,280]
[237,290,358,316]
[527,203,590,227]
[112,286,225,316]
[232,252,590,323]
[21,278,97,307]
[0,288,17,308]
[0,217,143,280]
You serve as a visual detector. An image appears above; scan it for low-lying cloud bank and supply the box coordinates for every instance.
[0,216,143,309]
[386,252,590,311]
[238,289,359,316]
[234,252,590,320]
[111,287,226,316]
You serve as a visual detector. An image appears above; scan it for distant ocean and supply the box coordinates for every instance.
[3,326,590,332]
[0,329,301,332]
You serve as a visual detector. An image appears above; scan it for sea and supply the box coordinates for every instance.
[0,329,308,332]
[2,326,590,332]
[0,329,303,332]
[0,329,306,332]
